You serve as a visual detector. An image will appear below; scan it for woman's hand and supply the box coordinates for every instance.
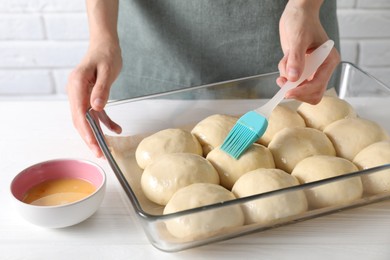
[66,40,122,158]
[278,0,340,104]
[67,0,122,157]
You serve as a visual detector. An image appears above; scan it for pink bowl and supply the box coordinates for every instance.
[10,159,106,228]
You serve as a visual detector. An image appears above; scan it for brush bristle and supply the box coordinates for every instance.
[221,123,259,159]
[221,111,268,159]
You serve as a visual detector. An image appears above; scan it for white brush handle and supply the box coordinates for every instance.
[254,39,335,118]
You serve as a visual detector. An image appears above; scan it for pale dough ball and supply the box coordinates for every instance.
[141,153,219,205]
[353,141,390,194]
[297,96,357,130]
[258,105,306,146]
[232,168,308,224]
[268,127,336,173]
[324,118,389,161]
[206,144,275,190]
[135,128,202,169]
[191,114,238,156]
[163,183,244,239]
[292,155,363,209]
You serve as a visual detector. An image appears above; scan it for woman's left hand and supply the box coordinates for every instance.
[278,0,340,105]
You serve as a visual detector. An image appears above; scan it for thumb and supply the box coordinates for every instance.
[286,45,306,82]
[90,65,112,111]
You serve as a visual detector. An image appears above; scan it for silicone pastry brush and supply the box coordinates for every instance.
[221,39,334,159]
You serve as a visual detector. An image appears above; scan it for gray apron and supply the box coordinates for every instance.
[111,0,339,100]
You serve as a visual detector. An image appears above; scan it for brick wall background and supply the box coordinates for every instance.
[0,0,390,99]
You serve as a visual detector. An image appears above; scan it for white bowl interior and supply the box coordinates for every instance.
[10,159,106,228]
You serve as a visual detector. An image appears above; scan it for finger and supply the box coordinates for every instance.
[81,113,104,158]
[286,48,340,104]
[97,110,122,134]
[286,80,325,104]
[71,100,104,158]
[276,77,287,88]
[67,68,104,158]
[90,63,113,112]
[278,53,288,79]
[286,45,306,82]
[286,56,337,104]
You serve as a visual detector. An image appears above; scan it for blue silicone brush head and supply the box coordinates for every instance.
[221,111,268,159]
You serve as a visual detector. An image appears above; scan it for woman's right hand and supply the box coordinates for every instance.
[277,0,340,105]
[66,39,123,158]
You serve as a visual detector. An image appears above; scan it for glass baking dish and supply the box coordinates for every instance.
[86,62,390,252]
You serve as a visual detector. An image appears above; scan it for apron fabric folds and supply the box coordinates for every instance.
[111,0,339,100]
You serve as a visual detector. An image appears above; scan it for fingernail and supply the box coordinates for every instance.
[288,69,299,79]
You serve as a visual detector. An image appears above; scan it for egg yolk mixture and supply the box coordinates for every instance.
[23,178,96,206]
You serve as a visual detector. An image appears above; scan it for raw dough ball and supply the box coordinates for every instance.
[135,128,202,169]
[141,153,219,205]
[258,105,306,146]
[324,118,389,161]
[163,183,244,239]
[353,141,390,194]
[191,114,238,156]
[297,96,357,130]
[206,144,275,190]
[292,155,363,209]
[268,127,336,173]
[232,168,308,224]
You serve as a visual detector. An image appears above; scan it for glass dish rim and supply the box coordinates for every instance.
[86,61,390,221]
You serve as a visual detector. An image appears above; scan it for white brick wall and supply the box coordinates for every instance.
[0,0,87,98]
[338,0,390,87]
[0,0,390,99]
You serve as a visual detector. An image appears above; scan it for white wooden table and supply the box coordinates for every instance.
[1,100,390,260]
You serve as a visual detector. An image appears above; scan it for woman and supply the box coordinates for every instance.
[67,0,340,157]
